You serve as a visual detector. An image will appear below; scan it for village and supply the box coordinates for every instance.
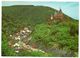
[8,26,46,54]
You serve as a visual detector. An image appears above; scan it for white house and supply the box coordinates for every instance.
[13,43,20,47]
[15,36,20,40]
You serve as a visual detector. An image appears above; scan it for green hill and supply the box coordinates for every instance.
[2,5,78,56]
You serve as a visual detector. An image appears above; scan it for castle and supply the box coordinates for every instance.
[50,9,64,22]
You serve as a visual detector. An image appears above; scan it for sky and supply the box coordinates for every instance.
[2,1,79,19]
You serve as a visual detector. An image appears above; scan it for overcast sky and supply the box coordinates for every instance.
[2,1,79,19]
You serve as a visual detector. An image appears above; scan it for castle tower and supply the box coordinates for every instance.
[59,9,62,13]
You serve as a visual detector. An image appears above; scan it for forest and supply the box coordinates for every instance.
[2,5,78,57]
